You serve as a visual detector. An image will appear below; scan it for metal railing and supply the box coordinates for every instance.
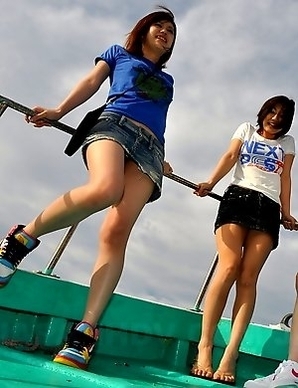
[0,93,223,310]
[3,93,297,315]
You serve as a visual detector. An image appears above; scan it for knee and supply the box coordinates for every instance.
[219,264,239,282]
[237,272,257,289]
[83,183,123,211]
[99,218,130,247]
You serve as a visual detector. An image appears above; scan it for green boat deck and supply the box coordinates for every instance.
[0,270,290,387]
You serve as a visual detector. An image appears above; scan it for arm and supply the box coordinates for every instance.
[28,60,110,126]
[195,138,242,196]
[280,153,298,230]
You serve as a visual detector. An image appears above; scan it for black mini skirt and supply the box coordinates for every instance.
[214,184,281,249]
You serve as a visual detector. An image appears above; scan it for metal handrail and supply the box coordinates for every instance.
[37,174,222,277]
[0,93,223,305]
[192,253,219,311]
[165,173,222,201]
[0,94,75,134]
[2,93,297,316]
[39,224,79,276]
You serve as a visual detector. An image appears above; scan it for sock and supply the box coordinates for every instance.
[14,230,37,249]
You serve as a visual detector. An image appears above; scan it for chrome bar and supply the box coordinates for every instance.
[0,103,8,117]
[0,94,75,135]
[192,253,218,311]
[39,224,79,276]
[165,173,222,201]
[3,94,295,295]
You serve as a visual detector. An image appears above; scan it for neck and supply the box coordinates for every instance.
[142,45,161,65]
[258,129,277,140]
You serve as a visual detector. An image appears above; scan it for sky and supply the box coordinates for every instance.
[1,0,298,327]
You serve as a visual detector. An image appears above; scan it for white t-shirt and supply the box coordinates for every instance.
[231,122,295,204]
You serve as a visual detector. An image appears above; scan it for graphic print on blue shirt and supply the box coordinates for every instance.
[240,139,285,173]
[97,45,174,143]
[133,65,171,102]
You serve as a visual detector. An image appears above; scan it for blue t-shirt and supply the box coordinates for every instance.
[95,44,174,144]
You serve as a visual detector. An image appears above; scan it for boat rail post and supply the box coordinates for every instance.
[38,224,79,277]
[192,252,219,311]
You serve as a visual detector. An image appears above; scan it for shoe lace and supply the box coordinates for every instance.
[0,236,29,266]
[66,329,96,354]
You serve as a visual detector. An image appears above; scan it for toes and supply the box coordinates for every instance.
[213,370,235,384]
[190,363,213,378]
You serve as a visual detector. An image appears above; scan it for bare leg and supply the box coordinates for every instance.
[50,149,155,370]
[214,230,272,383]
[191,224,246,378]
[23,140,125,237]
[288,273,298,361]
[82,160,154,326]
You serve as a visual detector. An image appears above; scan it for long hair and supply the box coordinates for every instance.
[257,95,295,138]
[124,6,177,69]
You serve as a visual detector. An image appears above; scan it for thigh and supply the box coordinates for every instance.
[86,139,125,187]
[240,230,273,278]
[101,160,155,238]
[215,223,247,267]
[83,113,164,203]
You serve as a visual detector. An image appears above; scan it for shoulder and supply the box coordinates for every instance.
[95,44,128,65]
[232,122,255,139]
[279,134,296,154]
[281,134,295,142]
[108,44,128,56]
[160,70,174,85]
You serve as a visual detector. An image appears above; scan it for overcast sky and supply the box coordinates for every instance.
[1,0,298,327]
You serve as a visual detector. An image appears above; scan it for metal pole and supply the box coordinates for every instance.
[39,224,79,276]
[192,253,219,311]
[165,173,222,201]
[0,103,8,117]
[0,94,75,135]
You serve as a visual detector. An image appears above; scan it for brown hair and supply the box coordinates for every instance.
[124,6,177,69]
[257,95,295,138]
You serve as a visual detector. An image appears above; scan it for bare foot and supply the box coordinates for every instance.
[213,369,235,385]
[190,345,213,379]
[213,350,238,385]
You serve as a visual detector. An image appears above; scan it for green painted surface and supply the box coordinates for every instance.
[0,270,290,387]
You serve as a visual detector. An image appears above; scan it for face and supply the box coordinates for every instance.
[144,20,175,55]
[261,103,285,139]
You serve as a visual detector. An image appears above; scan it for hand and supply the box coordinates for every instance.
[194,182,214,197]
[281,215,298,231]
[25,106,62,128]
[163,161,173,175]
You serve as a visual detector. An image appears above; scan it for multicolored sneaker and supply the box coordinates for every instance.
[0,225,40,287]
[53,321,99,370]
[244,360,298,388]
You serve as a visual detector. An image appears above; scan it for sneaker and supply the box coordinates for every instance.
[53,321,99,370]
[0,225,40,287]
[244,360,298,388]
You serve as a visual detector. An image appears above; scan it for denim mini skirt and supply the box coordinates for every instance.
[214,184,281,249]
[81,112,165,202]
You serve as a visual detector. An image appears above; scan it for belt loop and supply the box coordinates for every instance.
[118,115,126,126]
[149,136,154,150]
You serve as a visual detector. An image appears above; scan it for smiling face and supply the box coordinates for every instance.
[257,96,295,139]
[261,104,285,139]
[124,8,177,68]
[143,20,175,57]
